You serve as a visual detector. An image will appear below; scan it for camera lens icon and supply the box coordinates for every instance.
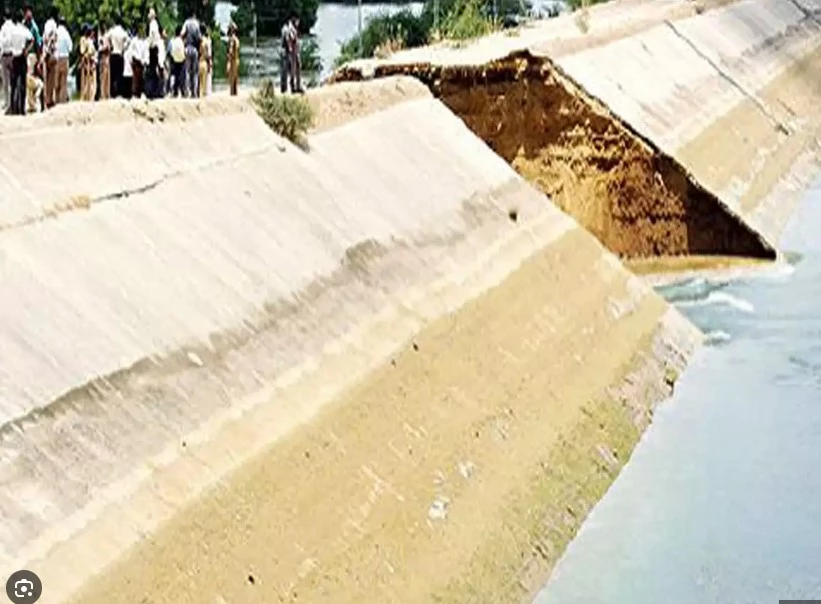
[14,580,33,599]
[5,570,42,603]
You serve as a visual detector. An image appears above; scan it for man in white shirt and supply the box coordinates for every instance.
[8,14,33,115]
[168,26,185,97]
[42,7,57,108]
[105,15,129,98]
[54,17,71,104]
[122,37,133,99]
[0,9,14,114]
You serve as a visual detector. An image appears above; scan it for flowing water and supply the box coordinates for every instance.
[536,178,821,604]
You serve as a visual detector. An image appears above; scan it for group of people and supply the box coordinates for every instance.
[0,4,244,116]
[0,5,71,115]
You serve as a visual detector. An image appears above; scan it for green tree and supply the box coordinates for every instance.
[334,0,528,67]
[335,10,427,67]
[231,0,318,38]
[177,0,215,26]
[0,0,51,20]
[48,0,173,33]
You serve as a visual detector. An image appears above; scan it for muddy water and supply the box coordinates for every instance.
[535,178,821,603]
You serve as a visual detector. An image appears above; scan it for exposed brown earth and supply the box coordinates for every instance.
[336,54,775,260]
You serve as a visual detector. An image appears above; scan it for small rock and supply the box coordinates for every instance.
[187,352,204,367]
[457,460,475,479]
[428,496,450,521]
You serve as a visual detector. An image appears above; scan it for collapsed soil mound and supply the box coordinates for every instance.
[334,52,775,260]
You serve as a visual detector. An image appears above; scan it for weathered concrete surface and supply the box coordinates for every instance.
[0,85,698,602]
[556,0,821,242]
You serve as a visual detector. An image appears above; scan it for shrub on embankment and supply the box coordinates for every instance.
[335,0,515,66]
[251,79,315,146]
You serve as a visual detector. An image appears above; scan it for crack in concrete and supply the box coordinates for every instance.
[663,19,791,136]
[0,142,284,234]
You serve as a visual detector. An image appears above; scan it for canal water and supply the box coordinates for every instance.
[536,177,821,604]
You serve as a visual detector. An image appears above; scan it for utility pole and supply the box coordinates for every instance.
[357,0,363,57]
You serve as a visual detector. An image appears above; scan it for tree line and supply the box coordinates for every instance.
[333,0,535,67]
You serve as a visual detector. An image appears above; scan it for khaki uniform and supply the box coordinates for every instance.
[79,35,96,101]
[25,53,42,112]
[198,36,210,98]
[99,37,110,100]
[227,33,239,96]
[43,30,56,108]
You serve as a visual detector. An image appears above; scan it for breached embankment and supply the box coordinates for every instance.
[332,0,821,264]
[0,84,698,602]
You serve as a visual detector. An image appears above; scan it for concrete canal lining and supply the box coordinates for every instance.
[4,0,821,599]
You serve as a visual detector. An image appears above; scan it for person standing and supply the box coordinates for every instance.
[79,24,96,101]
[278,16,292,94]
[164,27,172,95]
[157,26,167,98]
[25,50,42,112]
[0,10,14,114]
[279,13,302,94]
[121,36,133,99]
[197,23,210,98]
[181,11,200,97]
[22,4,42,109]
[8,13,33,114]
[130,25,147,98]
[42,7,57,108]
[169,25,185,97]
[97,22,111,100]
[54,18,71,104]
[105,15,129,98]
[226,22,239,96]
[144,8,161,99]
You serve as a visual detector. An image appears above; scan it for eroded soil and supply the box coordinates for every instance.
[338,54,775,261]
